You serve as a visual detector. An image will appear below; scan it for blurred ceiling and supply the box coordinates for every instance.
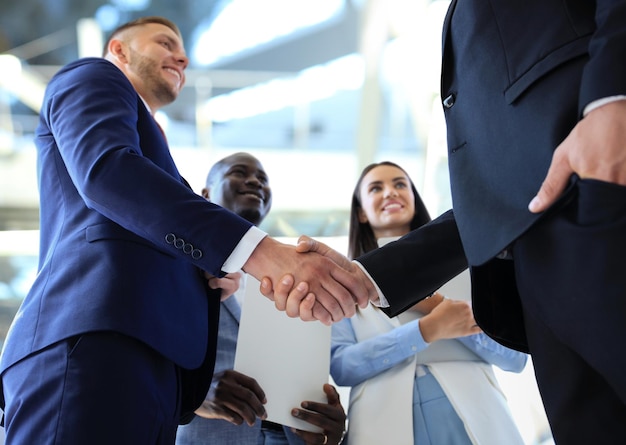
[0,0,223,66]
[0,0,361,123]
[0,0,370,235]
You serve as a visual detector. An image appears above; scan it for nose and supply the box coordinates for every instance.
[245,175,261,187]
[175,52,189,70]
[384,186,398,198]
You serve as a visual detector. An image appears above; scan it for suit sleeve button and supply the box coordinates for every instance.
[165,233,176,244]
[443,93,455,108]
[191,249,203,260]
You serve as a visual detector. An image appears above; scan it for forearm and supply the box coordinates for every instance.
[357,210,468,317]
[457,334,528,372]
[330,320,427,386]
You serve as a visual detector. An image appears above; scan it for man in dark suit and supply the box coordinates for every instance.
[278,1,626,442]
[0,17,373,445]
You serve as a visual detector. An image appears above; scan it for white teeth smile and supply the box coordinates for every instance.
[243,193,262,201]
[384,203,402,210]
[164,68,181,82]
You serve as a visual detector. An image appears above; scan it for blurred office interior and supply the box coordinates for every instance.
[0,1,553,443]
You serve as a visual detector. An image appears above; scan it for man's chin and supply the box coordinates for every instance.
[156,87,178,106]
[237,208,263,226]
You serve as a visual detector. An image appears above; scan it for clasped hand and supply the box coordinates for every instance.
[244,236,378,325]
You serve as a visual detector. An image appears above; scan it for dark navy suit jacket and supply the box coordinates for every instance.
[359,0,626,352]
[0,58,254,418]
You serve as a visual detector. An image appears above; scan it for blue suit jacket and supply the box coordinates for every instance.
[176,293,304,444]
[0,58,254,417]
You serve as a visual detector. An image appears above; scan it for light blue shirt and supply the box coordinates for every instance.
[330,317,527,387]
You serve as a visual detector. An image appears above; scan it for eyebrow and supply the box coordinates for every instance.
[155,33,184,51]
[227,164,267,177]
[367,176,408,187]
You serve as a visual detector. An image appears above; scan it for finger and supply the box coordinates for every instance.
[221,401,260,426]
[298,292,318,322]
[291,402,345,443]
[329,261,376,309]
[219,370,267,405]
[284,281,309,317]
[219,407,245,425]
[300,387,345,422]
[321,266,366,318]
[311,300,333,326]
[295,235,315,253]
[313,284,349,323]
[273,274,295,311]
[290,428,328,445]
[322,383,341,407]
[283,280,310,318]
[470,324,483,334]
[207,277,220,289]
[260,276,274,301]
[297,236,352,270]
[528,147,573,213]
[219,374,267,425]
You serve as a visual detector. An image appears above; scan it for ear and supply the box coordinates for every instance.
[201,187,210,200]
[357,208,368,224]
[107,39,128,63]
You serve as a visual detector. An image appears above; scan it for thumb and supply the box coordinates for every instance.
[528,147,573,213]
[295,235,317,253]
[297,235,353,270]
[260,276,275,301]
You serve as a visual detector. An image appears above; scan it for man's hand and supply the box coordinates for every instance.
[194,370,266,426]
[244,236,374,325]
[290,384,346,445]
[258,236,379,324]
[206,271,242,301]
[529,100,626,213]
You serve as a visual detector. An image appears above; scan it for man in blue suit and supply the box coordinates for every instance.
[0,17,374,445]
[279,1,626,443]
[175,152,346,445]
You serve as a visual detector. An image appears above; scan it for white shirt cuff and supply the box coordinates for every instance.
[583,95,626,116]
[222,226,267,274]
[353,260,389,307]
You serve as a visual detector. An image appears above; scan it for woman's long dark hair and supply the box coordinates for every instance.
[347,161,431,259]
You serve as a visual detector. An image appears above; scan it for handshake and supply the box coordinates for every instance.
[242,235,379,325]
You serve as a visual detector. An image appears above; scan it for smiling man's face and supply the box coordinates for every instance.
[203,153,272,226]
[107,21,188,112]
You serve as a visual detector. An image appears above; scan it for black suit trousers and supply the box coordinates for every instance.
[512,178,626,444]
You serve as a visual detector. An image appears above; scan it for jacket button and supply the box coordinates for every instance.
[183,243,193,254]
[191,249,203,260]
[165,233,176,244]
[174,238,185,249]
[443,93,455,108]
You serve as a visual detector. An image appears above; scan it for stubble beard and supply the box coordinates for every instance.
[129,48,178,106]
